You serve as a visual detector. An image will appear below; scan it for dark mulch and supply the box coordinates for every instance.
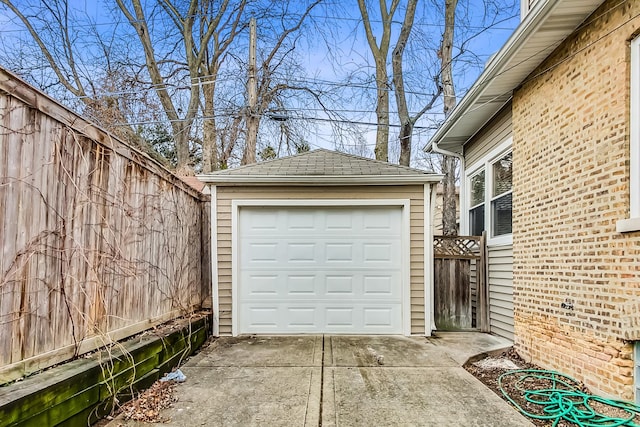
[118,380,178,423]
[465,348,640,427]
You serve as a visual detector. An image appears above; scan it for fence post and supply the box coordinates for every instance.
[477,231,490,332]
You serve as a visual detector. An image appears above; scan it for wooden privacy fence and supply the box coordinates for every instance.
[433,234,489,332]
[0,68,210,383]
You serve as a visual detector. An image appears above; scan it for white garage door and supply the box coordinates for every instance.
[238,206,404,334]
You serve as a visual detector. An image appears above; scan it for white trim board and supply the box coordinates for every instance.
[230,199,414,336]
[424,184,436,335]
[209,185,220,336]
[617,36,640,233]
[464,137,514,247]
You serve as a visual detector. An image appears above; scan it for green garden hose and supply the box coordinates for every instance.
[498,369,640,427]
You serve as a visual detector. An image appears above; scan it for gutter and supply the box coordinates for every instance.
[426,0,561,148]
[196,174,444,186]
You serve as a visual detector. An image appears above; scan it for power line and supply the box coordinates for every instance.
[0,10,519,34]
[112,113,442,130]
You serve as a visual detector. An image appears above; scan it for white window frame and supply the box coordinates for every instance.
[617,36,640,233]
[635,341,640,405]
[464,138,513,246]
[468,169,486,236]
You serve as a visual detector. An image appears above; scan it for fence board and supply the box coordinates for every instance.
[433,234,488,332]
[434,258,472,329]
[0,70,210,383]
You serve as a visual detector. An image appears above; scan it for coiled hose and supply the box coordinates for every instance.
[498,369,640,427]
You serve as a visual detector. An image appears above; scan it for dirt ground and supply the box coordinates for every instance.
[465,348,640,427]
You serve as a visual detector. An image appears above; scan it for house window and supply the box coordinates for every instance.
[491,152,513,237]
[469,170,485,235]
[617,36,640,232]
[466,139,512,243]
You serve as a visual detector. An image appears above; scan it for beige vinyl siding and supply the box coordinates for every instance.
[487,245,514,340]
[463,102,514,340]
[465,103,512,167]
[216,185,425,336]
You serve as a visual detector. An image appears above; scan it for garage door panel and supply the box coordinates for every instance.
[286,275,317,295]
[248,307,279,327]
[363,243,392,262]
[363,275,395,295]
[325,243,353,262]
[240,207,402,237]
[287,307,316,326]
[364,307,394,327]
[363,211,394,230]
[287,210,317,230]
[326,211,353,230]
[287,243,316,262]
[240,271,402,300]
[325,275,354,294]
[246,243,279,262]
[242,240,402,268]
[238,206,404,334]
[240,302,402,333]
[326,307,353,327]
[247,275,279,295]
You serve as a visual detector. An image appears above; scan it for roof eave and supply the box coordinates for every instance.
[196,174,444,186]
[425,0,604,154]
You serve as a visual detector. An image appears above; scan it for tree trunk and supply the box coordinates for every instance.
[441,154,458,235]
[440,0,459,236]
[374,63,389,162]
[173,122,192,175]
[202,76,219,173]
[357,0,399,163]
[398,122,412,166]
[391,0,417,166]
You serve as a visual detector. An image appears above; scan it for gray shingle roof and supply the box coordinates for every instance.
[197,149,441,185]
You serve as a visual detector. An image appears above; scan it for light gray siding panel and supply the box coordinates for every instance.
[465,104,513,167]
[487,244,514,341]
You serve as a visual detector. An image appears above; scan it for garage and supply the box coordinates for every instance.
[238,205,403,334]
[197,149,442,336]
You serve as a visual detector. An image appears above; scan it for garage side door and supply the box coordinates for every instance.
[238,206,404,334]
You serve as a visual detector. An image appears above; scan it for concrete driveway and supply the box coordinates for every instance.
[113,335,533,426]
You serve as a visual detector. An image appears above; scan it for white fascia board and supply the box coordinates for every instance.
[427,0,558,149]
[426,0,603,151]
[196,174,444,185]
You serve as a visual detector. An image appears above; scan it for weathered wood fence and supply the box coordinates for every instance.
[433,234,489,332]
[0,68,210,383]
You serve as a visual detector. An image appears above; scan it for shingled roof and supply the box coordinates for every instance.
[197,149,442,186]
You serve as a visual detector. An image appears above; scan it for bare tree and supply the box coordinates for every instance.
[391,0,442,166]
[356,0,398,162]
[0,0,154,150]
[195,0,246,172]
[240,0,322,165]
[439,0,459,236]
[115,0,218,174]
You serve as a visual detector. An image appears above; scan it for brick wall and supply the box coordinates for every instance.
[512,0,640,400]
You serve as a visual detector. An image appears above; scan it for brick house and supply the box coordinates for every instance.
[427,0,640,401]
